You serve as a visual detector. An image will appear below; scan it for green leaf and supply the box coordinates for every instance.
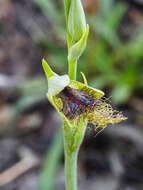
[39,128,63,190]
[107,3,126,29]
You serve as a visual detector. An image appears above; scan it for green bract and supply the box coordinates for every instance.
[68,25,89,62]
[68,0,86,44]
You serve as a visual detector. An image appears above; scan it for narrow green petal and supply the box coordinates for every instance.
[80,72,88,85]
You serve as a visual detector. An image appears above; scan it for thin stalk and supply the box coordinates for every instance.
[64,149,78,190]
[63,120,87,190]
[68,59,77,80]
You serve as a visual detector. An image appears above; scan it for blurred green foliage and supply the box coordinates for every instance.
[86,0,143,103]
[5,78,47,133]
[34,0,143,104]
[39,128,63,190]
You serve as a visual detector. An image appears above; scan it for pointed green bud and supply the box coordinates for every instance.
[68,0,86,44]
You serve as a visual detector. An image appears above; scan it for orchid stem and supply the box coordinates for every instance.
[64,149,78,190]
[63,120,87,190]
[63,121,78,190]
[68,59,77,80]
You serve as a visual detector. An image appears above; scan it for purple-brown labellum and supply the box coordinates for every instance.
[59,86,100,119]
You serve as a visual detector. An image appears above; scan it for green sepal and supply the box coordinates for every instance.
[42,59,57,80]
[70,79,104,98]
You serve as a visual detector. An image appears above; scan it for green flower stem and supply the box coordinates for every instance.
[68,59,77,80]
[63,120,87,190]
[64,149,78,190]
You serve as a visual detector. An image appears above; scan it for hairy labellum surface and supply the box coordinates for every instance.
[58,86,127,127]
[59,86,100,119]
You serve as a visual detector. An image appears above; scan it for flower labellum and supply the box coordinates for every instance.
[55,80,127,130]
[58,86,96,119]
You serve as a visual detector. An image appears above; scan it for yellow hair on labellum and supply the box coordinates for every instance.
[88,99,127,129]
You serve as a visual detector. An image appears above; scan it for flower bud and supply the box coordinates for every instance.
[68,0,86,44]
